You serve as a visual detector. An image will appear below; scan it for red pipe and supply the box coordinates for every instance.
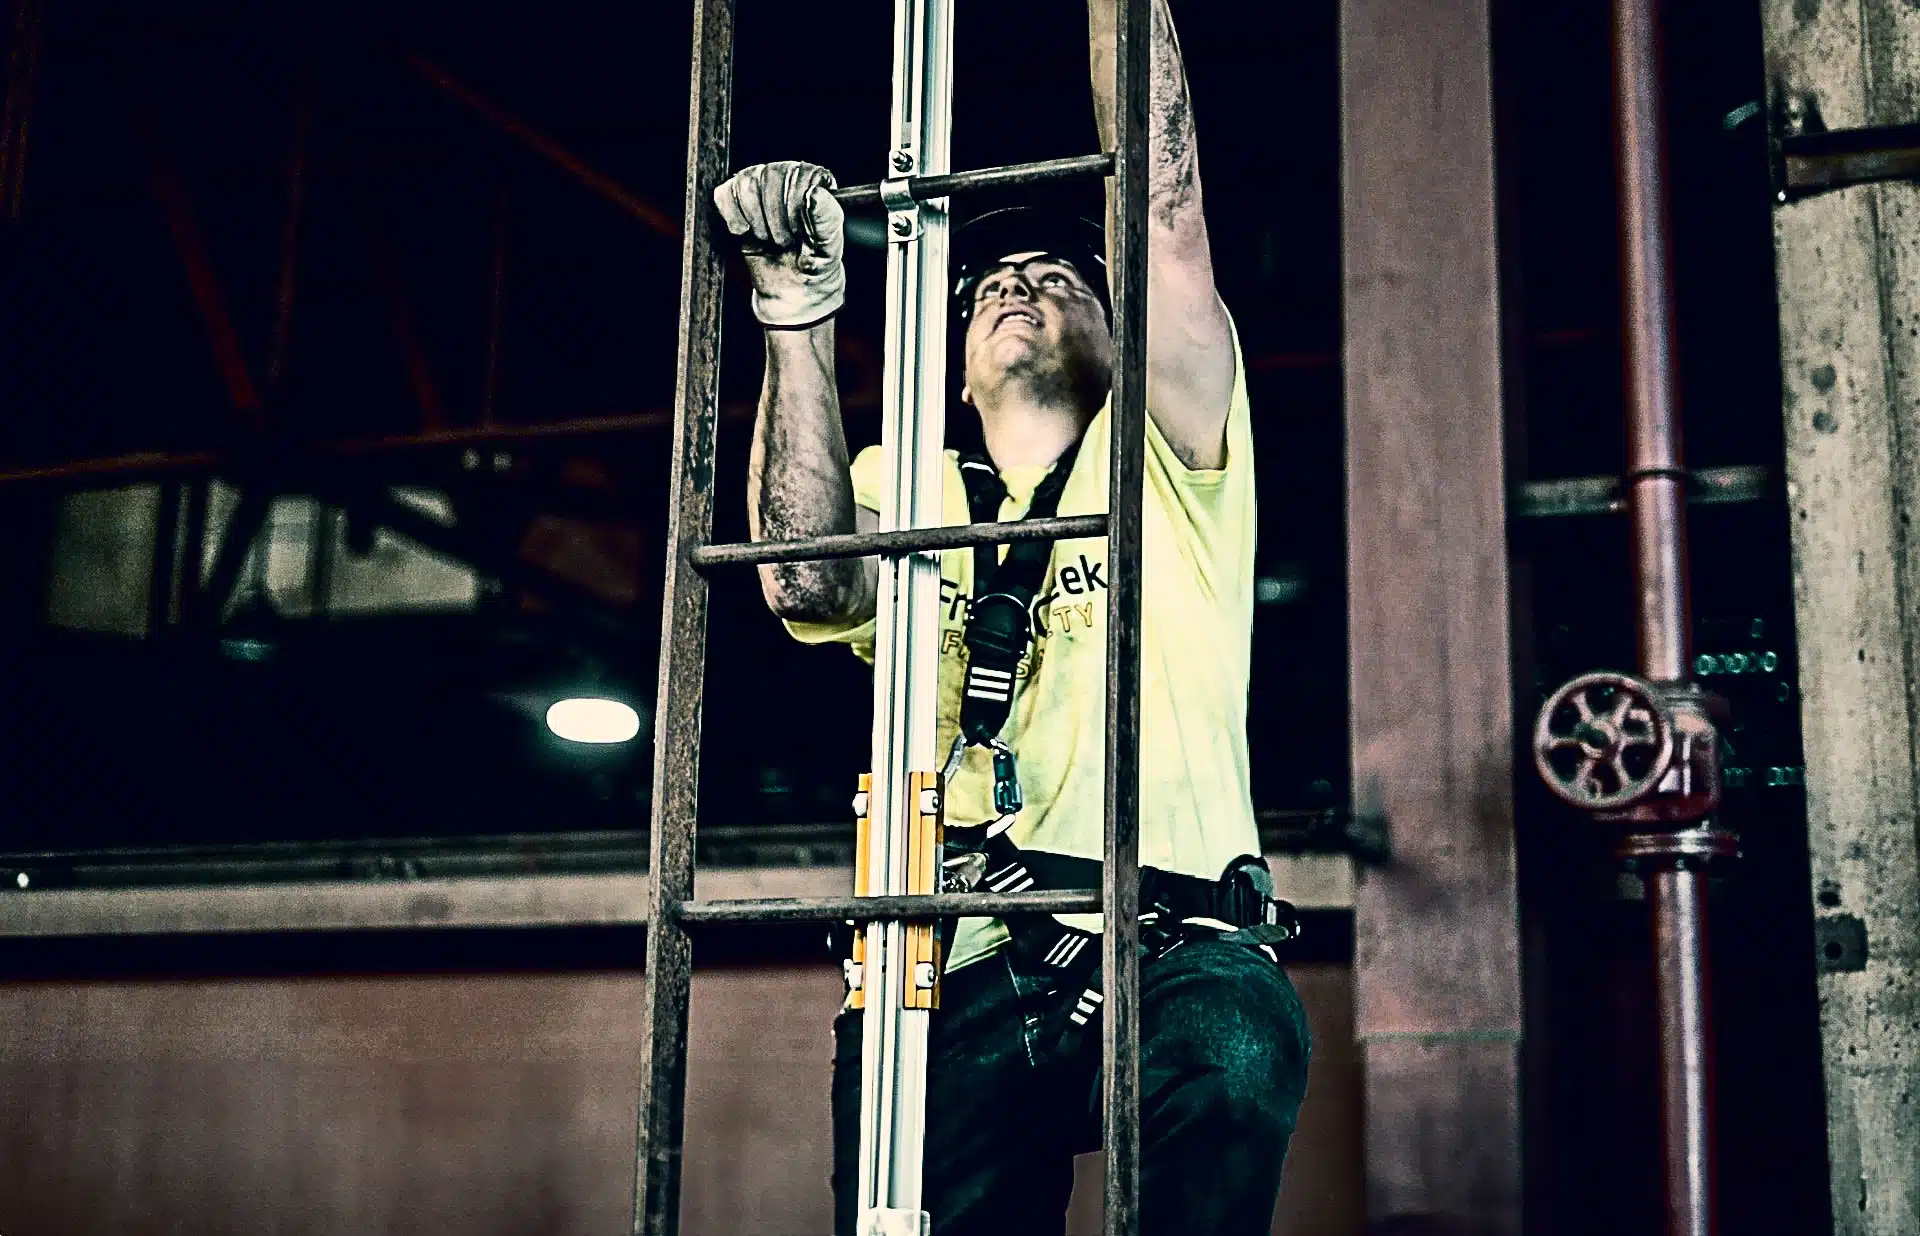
[1613,0,1692,686]
[0,410,757,486]
[266,73,311,393]
[1611,0,1718,1231]
[407,55,678,239]
[0,0,43,220]
[1648,866,1717,1236]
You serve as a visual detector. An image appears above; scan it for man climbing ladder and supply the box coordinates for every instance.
[715,1,1312,1231]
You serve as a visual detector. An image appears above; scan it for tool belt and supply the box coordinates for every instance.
[947,823,1298,1057]
[833,821,1299,1059]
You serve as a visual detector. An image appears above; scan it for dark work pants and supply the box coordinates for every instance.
[831,933,1313,1236]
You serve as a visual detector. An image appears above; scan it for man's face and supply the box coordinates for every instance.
[960,251,1114,411]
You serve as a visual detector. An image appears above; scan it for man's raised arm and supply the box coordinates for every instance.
[715,160,879,626]
[1088,0,1236,471]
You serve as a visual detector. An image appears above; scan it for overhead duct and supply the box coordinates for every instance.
[43,482,485,636]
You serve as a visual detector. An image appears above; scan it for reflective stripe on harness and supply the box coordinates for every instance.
[938,823,1301,1058]
[954,438,1079,746]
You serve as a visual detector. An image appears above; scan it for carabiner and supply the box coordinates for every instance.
[990,739,1023,816]
[942,732,968,783]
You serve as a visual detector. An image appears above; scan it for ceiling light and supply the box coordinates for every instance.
[546,697,641,744]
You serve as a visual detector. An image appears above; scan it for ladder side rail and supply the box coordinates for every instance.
[632,0,736,1232]
[1102,0,1152,1231]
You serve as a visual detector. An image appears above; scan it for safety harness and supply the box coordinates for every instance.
[874,439,1301,1059]
[953,440,1081,758]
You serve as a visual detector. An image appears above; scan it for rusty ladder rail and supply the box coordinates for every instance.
[633,0,1152,1233]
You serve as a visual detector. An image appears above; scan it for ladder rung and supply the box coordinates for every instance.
[833,152,1115,208]
[691,514,1108,570]
[675,889,1102,927]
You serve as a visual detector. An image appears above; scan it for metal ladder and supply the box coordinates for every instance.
[635,0,1152,1232]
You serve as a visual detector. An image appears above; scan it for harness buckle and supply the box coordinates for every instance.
[963,591,1032,658]
[903,769,946,1010]
[847,773,873,1010]
[990,740,1023,816]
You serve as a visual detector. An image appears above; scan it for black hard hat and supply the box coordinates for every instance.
[951,207,1111,326]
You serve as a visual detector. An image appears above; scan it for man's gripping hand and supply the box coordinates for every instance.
[713,161,846,329]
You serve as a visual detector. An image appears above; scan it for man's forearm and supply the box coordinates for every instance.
[748,322,869,622]
[1088,0,1202,233]
[1087,0,1233,470]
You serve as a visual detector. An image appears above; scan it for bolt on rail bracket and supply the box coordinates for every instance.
[1774,120,1920,203]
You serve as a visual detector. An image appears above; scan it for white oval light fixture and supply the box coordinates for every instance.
[546,697,642,744]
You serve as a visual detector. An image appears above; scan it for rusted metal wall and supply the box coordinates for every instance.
[1763,2,1920,1230]
[1339,0,1524,1231]
[0,967,844,1235]
[0,961,1360,1235]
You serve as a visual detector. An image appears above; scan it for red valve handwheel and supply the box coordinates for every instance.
[1532,671,1675,811]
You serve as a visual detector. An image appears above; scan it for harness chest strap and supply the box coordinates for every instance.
[946,440,1298,961]
[954,438,1080,746]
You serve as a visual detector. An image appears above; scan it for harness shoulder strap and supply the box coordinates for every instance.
[956,457,1006,591]
[955,440,1082,746]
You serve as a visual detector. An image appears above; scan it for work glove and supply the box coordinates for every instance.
[712,160,846,329]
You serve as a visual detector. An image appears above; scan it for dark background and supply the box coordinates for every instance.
[0,0,1348,848]
[0,0,1832,1230]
